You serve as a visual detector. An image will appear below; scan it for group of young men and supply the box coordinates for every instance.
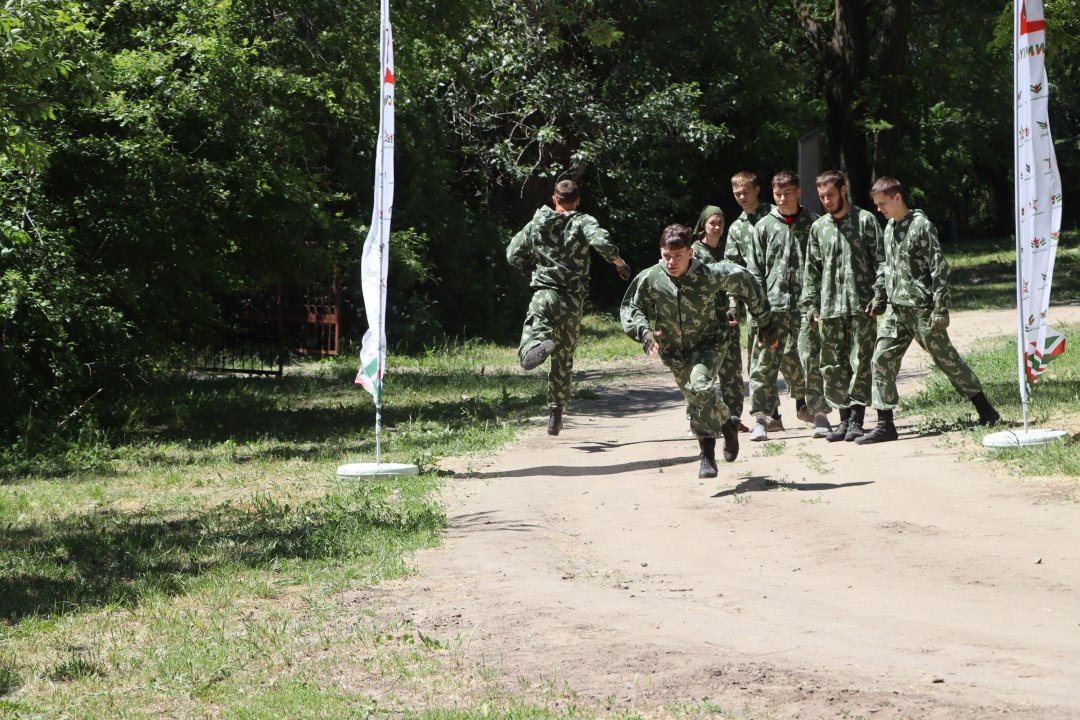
[507,173,1002,479]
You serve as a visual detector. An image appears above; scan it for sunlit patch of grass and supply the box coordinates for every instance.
[945,236,1080,310]
[904,322,1080,480]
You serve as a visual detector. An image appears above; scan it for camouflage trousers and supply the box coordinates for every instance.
[517,288,584,409]
[799,314,829,416]
[818,314,876,409]
[748,310,805,417]
[664,344,730,438]
[716,325,744,419]
[870,304,984,410]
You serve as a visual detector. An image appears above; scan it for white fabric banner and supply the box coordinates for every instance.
[355,0,395,401]
[1015,0,1064,392]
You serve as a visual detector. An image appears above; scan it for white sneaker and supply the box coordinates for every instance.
[812,414,831,439]
[750,419,768,442]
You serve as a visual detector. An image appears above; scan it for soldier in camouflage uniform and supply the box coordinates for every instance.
[725,171,783,431]
[801,171,885,443]
[691,205,746,427]
[746,170,828,441]
[855,176,1001,444]
[507,179,631,437]
[622,224,778,479]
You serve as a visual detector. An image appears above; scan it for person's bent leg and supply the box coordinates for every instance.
[518,289,558,370]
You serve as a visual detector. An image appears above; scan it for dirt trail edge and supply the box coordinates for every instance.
[345,308,1080,719]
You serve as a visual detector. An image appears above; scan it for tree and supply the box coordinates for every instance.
[793,0,912,204]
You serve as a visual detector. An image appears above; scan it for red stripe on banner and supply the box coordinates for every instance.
[1021,2,1046,35]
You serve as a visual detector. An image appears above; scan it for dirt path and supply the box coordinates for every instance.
[347,308,1080,719]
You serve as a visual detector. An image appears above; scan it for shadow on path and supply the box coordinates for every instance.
[713,476,874,497]
[456,454,700,479]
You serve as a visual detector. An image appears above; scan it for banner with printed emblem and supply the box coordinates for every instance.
[355,0,395,402]
[1014,0,1064,393]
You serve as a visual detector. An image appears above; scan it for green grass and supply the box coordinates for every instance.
[904,321,1080,481]
[945,233,1080,310]
[2,293,1077,718]
[0,313,650,720]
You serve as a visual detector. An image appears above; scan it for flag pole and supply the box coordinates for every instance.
[984,0,1066,449]
[338,0,417,478]
[1012,0,1031,434]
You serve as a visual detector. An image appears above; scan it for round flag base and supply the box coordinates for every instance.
[982,428,1068,448]
[336,462,419,479]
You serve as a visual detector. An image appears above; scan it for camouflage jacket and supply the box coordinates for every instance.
[747,206,819,312]
[621,258,771,364]
[875,209,950,309]
[692,239,732,313]
[724,202,773,269]
[802,205,884,318]
[506,206,620,295]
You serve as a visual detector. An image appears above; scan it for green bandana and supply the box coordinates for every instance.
[693,205,724,239]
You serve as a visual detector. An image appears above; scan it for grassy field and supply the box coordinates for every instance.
[944,234,1080,310]
[4,232,1080,718]
[0,313,649,720]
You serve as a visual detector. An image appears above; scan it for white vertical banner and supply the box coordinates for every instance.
[355,0,395,404]
[1015,0,1064,396]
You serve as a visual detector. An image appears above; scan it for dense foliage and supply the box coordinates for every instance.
[1,0,1077,450]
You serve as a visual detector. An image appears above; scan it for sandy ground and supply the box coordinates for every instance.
[345,308,1080,719]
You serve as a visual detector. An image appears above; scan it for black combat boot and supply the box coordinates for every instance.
[970,392,1002,426]
[844,404,866,442]
[854,408,898,444]
[826,407,851,443]
[547,406,563,436]
[698,437,718,478]
[721,417,740,462]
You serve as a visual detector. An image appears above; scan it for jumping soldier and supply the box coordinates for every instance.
[507,179,631,436]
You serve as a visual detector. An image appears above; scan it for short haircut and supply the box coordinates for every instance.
[553,179,580,202]
[815,170,846,191]
[731,171,760,188]
[771,170,799,188]
[659,223,694,251]
[870,176,903,198]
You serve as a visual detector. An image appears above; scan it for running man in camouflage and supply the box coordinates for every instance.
[746,170,827,441]
[801,170,885,442]
[691,205,746,429]
[507,179,631,436]
[856,176,1001,444]
[622,224,778,479]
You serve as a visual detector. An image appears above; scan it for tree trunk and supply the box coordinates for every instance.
[795,0,871,205]
[872,0,913,184]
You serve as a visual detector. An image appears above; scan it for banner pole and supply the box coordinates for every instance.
[984,0,1066,449]
[1013,0,1030,433]
[337,0,417,479]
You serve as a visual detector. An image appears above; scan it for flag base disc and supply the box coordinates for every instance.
[336,462,419,478]
[982,428,1068,448]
